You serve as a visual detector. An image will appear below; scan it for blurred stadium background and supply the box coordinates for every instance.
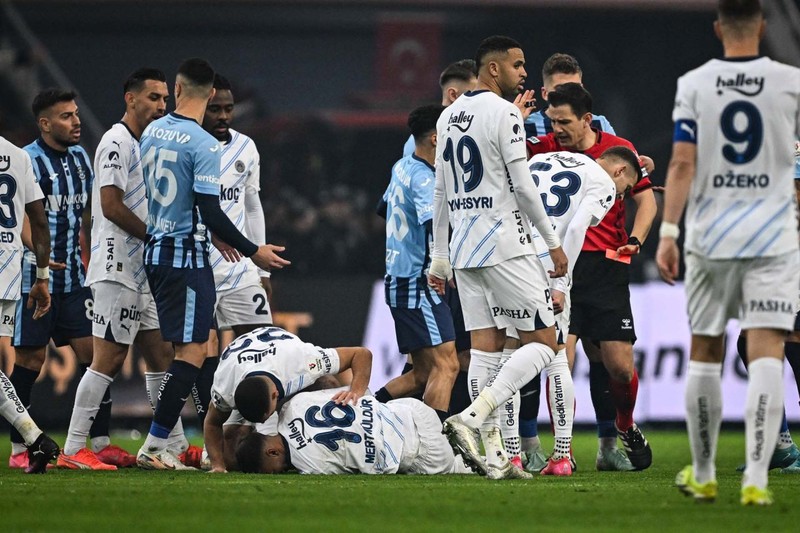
[1,0,799,429]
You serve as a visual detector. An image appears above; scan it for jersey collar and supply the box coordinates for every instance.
[36,137,69,157]
[718,55,762,62]
[169,111,197,123]
[464,89,491,97]
[118,121,138,141]
[411,153,435,172]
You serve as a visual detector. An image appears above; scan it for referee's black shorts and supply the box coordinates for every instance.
[569,251,637,343]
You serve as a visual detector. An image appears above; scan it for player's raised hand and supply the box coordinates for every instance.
[28,279,51,320]
[513,90,537,119]
[211,233,242,262]
[656,238,680,285]
[251,244,290,271]
[331,386,365,406]
[548,246,568,278]
[638,155,655,175]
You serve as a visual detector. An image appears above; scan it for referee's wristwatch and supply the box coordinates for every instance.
[627,236,642,249]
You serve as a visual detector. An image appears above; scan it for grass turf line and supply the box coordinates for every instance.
[0,430,798,532]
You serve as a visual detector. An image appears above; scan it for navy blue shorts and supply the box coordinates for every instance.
[390,298,456,354]
[444,284,470,353]
[13,286,93,347]
[146,264,215,344]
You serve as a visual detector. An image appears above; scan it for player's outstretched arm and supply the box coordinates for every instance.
[656,142,696,285]
[204,403,230,473]
[618,188,657,256]
[331,347,373,405]
[507,157,567,277]
[24,200,52,319]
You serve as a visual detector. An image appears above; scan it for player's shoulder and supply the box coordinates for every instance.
[597,131,634,152]
[0,136,27,158]
[98,123,135,150]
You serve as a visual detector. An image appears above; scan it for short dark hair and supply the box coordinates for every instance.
[123,68,166,95]
[177,58,215,88]
[439,59,477,88]
[408,104,445,142]
[234,377,271,423]
[213,74,232,91]
[599,146,643,183]
[236,432,265,474]
[547,82,593,118]
[541,53,582,82]
[475,35,522,70]
[718,0,762,24]
[32,88,77,118]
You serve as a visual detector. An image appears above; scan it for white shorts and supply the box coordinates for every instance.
[392,398,468,475]
[91,281,159,345]
[215,284,272,330]
[0,300,16,337]
[456,254,555,332]
[685,250,800,336]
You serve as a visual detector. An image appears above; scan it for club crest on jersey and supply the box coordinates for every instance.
[716,74,764,97]
[77,166,87,181]
[235,160,245,173]
[0,155,10,172]
[448,111,474,132]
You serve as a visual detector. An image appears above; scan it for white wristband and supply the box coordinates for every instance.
[659,221,680,240]
[36,267,50,280]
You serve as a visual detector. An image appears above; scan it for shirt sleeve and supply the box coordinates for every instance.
[95,136,130,191]
[597,114,616,135]
[672,76,698,144]
[413,168,435,225]
[22,151,44,204]
[192,140,222,195]
[526,135,558,158]
[498,106,528,164]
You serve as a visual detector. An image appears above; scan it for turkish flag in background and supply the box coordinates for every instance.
[375,15,442,98]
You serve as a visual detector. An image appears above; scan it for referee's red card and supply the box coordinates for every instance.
[605,249,632,264]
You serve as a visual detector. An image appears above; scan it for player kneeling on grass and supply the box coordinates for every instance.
[234,388,474,475]
[203,326,372,472]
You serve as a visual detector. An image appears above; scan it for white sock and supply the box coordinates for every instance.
[547,349,574,457]
[481,426,507,468]
[0,371,42,446]
[499,349,520,456]
[599,437,617,451]
[744,358,784,490]
[64,369,113,455]
[459,350,502,428]
[91,436,111,453]
[145,371,188,453]
[484,342,555,407]
[685,360,722,484]
[777,430,794,450]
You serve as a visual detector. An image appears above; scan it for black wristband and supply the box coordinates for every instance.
[627,236,642,247]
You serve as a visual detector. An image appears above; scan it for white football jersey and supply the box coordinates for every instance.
[672,57,800,259]
[529,152,616,274]
[210,326,340,413]
[435,90,534,269]
[85,123,148,292]
[207,129,262,292]
[0,137,44,300]
[278,389,413,475]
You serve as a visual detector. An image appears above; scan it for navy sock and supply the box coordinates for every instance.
[434,409,449,423]
[448,371,470,415]
[785,342,800,399]
[191,356,218,427]
[150,360,201,439]
[737,333,748,369]
[375,387,393,403]
[401,362,413,375]
[519,373,541,438]
[9,365,38,445]
[589,362,616,438]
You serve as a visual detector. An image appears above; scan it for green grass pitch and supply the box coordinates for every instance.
[0,430,798,532]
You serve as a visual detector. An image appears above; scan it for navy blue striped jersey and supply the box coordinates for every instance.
[22,138,93,294]
[140,112,221,268]
[524,108,615,139]
[383,154,440,309]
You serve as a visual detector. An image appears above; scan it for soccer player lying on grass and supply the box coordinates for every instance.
[203,326,372,472]
[233,388,474,475]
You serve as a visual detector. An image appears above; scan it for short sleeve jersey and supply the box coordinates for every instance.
[22,138,93,293]
[210,326,341,413]
[0,137,44,300]
[436,90,533,269]
[672,56,800,258]
[140,112,221,268]
[85,123,148,292]
[207,129,261,291]
[384,154,441,308]
[278,390,413,475]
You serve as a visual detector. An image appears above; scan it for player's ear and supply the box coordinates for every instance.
[124,91,136,108]
[208,87,216,102]
[758,19,766,41]
[713,20,723,42]
[431,132,437,148]
[37,116,50,133]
